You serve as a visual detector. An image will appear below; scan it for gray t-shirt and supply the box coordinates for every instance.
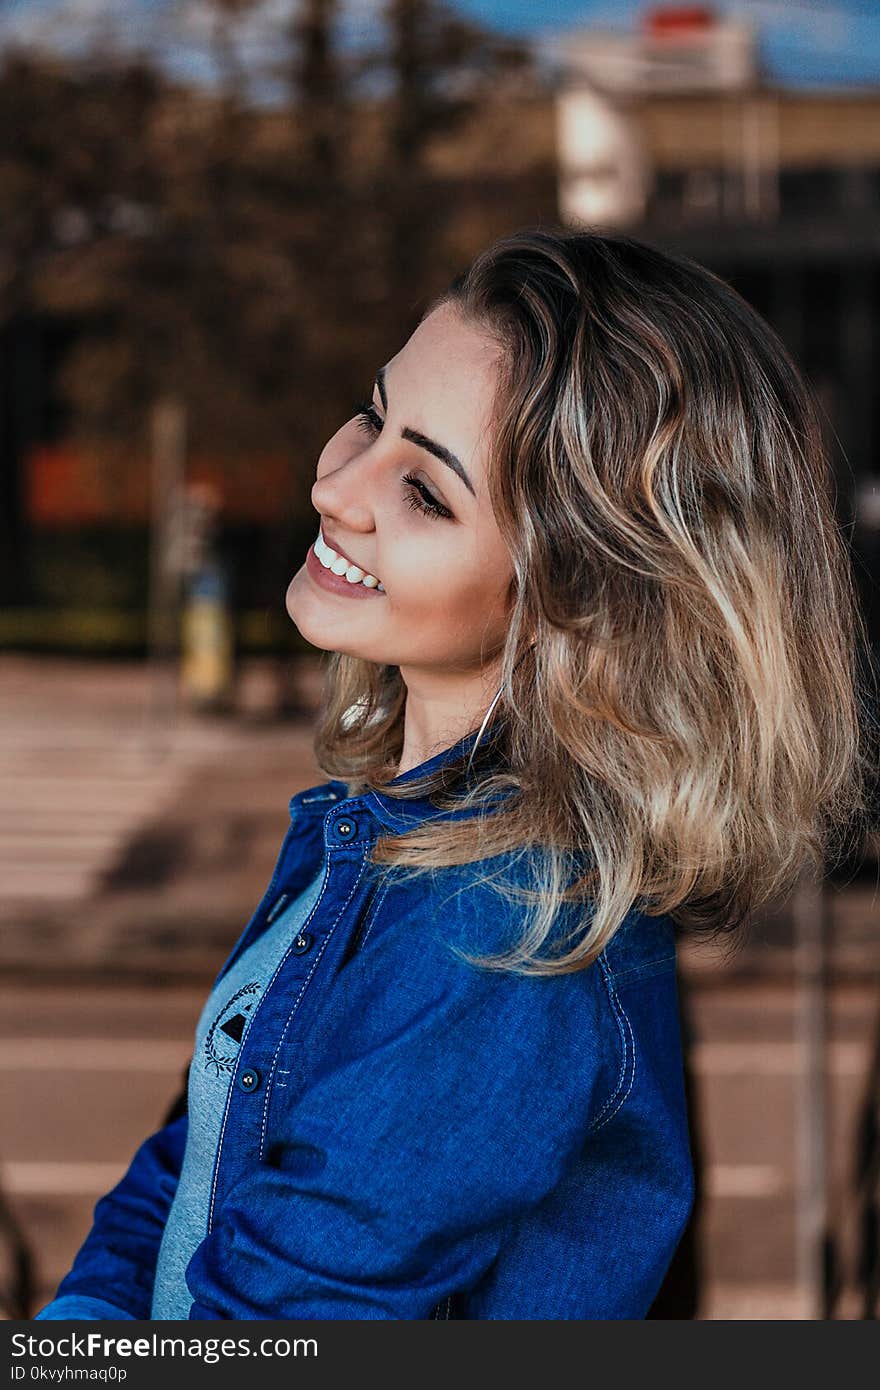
[151,868,325,1319]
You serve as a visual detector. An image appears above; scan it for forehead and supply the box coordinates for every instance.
[386,303,502,433]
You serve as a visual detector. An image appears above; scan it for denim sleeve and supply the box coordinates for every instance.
[33,1295,136,1320]
[34,1110,189,1321]
[184,908,621,1319]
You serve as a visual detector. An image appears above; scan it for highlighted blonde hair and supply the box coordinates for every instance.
[312,227,877,977]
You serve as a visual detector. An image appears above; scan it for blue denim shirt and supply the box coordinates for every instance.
[35,729,694,1321]
[151,870,327,1318]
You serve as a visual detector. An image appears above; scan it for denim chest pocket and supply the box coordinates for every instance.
[339,872,396,965]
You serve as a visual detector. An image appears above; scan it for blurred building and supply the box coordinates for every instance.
[553,4,880,655]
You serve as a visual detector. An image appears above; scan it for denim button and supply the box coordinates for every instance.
[238,1068,261,1092]
[266,893,289,924]
[292,931,313,955]
[335,818,357,839]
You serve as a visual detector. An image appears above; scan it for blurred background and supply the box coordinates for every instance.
[1,0,879,1321]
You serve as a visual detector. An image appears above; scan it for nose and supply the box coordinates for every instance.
[311,448,377,535]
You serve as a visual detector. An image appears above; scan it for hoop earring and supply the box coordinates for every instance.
[466,681,505,775]
[466,642,535,776]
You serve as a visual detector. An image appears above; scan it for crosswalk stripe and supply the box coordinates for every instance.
[0,693,197,905]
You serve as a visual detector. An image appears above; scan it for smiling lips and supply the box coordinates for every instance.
[315,528,384,591]
[305,529,386,600]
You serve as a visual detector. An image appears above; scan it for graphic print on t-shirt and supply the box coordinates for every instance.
[204,981,260,1075]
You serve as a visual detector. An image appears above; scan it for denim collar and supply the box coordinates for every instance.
[288,724,510,833]
[364,726,492,832]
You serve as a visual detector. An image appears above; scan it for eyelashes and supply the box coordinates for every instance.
[400,471,451,522]
[352,401,453,521]
[353,401,384,436]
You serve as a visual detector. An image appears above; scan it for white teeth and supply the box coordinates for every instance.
[315,531,383,592]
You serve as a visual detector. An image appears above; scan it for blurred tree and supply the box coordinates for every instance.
[290,0,345,184]
[0,1,545,617]
[379,0,534,318]
[0,49,164,603]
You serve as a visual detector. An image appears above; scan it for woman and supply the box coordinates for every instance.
[34,227,873,1320]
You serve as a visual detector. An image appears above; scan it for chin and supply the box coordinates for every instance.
[284,592,351,658]
[284,572,323,639]
[284,572,303,619]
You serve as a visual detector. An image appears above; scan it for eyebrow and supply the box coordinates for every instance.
[375,365,476,498]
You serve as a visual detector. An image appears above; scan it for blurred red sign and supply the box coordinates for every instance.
[642,6,717,34]
[26,443,291,525]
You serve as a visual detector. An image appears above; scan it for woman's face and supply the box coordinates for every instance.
[286,302,515,684]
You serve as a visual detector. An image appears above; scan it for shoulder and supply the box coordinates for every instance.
[364,845,677,984]
[599,907,679,985]
[345,855,669,1065]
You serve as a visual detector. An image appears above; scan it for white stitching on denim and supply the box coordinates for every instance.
[430,1295,451,1320]
[588,955,629,1132]
[258,842,371,1161]
[589,955,636,1133]
[205,824,307,1230]
[589,955,625,1129]
[611,953,676,982]
[252,861,330,1033]
[597,983,636,1128]
[257,924,338,1152]
[355,873,395,953]
[206,851,332,1233]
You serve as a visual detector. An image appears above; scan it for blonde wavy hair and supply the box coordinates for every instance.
[311,226,877,978]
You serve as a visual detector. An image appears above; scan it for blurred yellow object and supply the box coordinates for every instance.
[180,569,234,712]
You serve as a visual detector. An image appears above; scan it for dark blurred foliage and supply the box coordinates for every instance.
[0,0,552,610]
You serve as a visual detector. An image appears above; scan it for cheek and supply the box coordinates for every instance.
[388,547,511,626]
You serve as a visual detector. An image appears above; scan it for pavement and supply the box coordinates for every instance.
[1,654,878,1320]
[0,653,328,983]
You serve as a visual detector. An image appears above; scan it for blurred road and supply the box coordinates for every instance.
[0,654,325,980]
[1,656,878,1320]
